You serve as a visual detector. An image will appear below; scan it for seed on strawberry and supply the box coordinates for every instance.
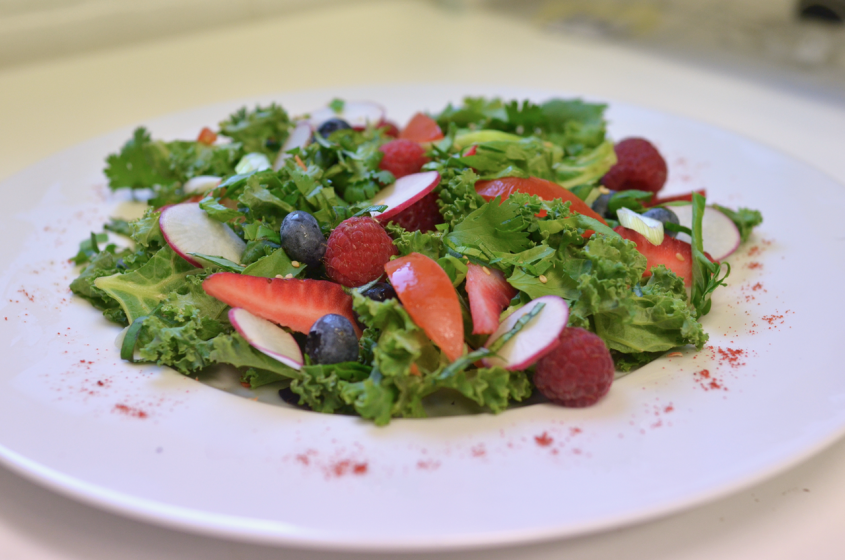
[601,138,667,194]
[533,327,614,407]
[324,217,398,287]
[378,138,429,179]
[386,191,443,233]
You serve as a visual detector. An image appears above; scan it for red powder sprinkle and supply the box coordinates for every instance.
[747,262,762,270]
[570,427,582,436]
[716,347,746,368]
[534,432,554,447]
[296,454,310,465]
[328,460,368,477]
[664,404,674,413]
[417,459,441,470]
[751,282,764,291]
[113,404,148,419]
[471,445,486,457]
[762,314,784,326]
[693,369,727,392]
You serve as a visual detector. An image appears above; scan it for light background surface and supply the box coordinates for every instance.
[1,1,845,558]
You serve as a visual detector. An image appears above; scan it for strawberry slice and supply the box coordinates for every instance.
[475,176,608,224]
[614,226,693,286]
[202,273,360,337]
[399,113,444,143]
[465,263,517,335]
[647,189,707,207]
[384,253,464,361]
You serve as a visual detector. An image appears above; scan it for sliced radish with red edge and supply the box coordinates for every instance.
[482,295,569,371]
[159,203,246,267]
[671,204,741,261]
[228,308,303,370]
[371,171,440,223]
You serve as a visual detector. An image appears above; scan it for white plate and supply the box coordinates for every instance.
[0,85,843,552]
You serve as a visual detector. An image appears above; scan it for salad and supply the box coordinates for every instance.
[69,97,762,425]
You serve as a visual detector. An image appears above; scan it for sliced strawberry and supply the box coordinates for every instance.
[384,253,464,361]
[399,113,444,143]
[647,189,707,207]
[475,176,608,224]
[202,273,360,337]
[465,263,517,335]
[197,127,217,145]
[614,226,693,286]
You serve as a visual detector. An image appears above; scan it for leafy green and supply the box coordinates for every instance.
[712,204,763,243]
[690,194,730,317]
[218,104,290,155]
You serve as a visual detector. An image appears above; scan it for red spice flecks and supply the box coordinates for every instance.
[471,445,486,458]
[751,282,765,292]
[664,404,674,413]
[762,314,785,328]
[746,262,762,270]
[113,404,149,419]
[327,460,369,478]
[570,427,582,436]
[17,289,35,302]
[716,347,746,368]
[534,432,554,447]
[296,454,310,465]
[417,459,441,470]
[693,369,727,392]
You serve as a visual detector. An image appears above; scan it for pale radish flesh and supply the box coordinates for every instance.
[671,204,741,261]
[159,203,246,267]
[482,295,569,371]
[371,171,440,222]
[273,121,312,171]
[183,175,221,194]
[228,308,303,370]
[307,101,385,129]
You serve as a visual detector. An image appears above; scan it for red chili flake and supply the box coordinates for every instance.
[570,427,582,436]
[113,404,149,419]
[296,454,310,465]
[534,432,554,447]
[762,314,784,327]
[716,347,746,368]
[417,459,441,470]
[664,404,674,413]
[327,460,368,477]
[751,282,765,292]
[747,262,762,270]
[471,445,486,457]
[748,246,761,257]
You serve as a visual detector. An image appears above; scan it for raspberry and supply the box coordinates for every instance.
[379,139,429,179]
[601,138,667,194]
[378,121,400,138]
[533,328,614,407]
[387,191,443,233]
[324,217,398,287]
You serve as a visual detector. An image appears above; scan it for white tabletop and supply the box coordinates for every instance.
[2,1,844,558]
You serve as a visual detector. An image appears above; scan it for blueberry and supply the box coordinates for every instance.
[305,314,359,365]
[591,190,616,219]
[317,118,352,139]
[360,282,397,302]
[280,211,327,267]
[642,207,680,238]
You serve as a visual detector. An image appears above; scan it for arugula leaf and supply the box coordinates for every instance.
[690,193,730,317]
[712,204,763,243]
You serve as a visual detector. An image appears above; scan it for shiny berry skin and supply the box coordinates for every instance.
[279,211,327,268]
[324,217,398,287]
[387,191,443,233]
[305,314,359,365]
[317,118,352,138]
[360,282,397,302]
[642,207,680,238]
[378,138,429,179]
[601,138,668,194]
[534,327,614,407]
[590,189,616,219]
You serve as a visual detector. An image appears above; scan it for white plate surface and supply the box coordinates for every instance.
[0,85,843,551]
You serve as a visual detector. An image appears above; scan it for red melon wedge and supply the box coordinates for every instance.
[203,273,360,337]
[475,176,608,224]
[385,253,464,361]
[465,263,517,335]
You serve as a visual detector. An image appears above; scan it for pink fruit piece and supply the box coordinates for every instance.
[465,263,517,335]
[202,273,360,337]
[533,327,614,407]
[371,170,440,223]
[324,217,398,288]
[601,138,668,194]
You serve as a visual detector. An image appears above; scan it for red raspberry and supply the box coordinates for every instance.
[601,138,667,194]
[533,328,614,407]
[387,191,443,233]
[324,217,398,287]
[378,139,429,179]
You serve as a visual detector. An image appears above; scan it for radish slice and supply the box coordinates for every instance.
[617,207,664,246]
[183,175,221,194]
[672,204,741,261]
[235,152,271,174]
[482,295,569,371]
[307,101,385,129]
[229,308,303,370]
[273,121,312,171]
[371,171,440,222]
[159,203,246,267]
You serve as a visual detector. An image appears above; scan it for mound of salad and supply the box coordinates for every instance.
[69,97,763,425]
